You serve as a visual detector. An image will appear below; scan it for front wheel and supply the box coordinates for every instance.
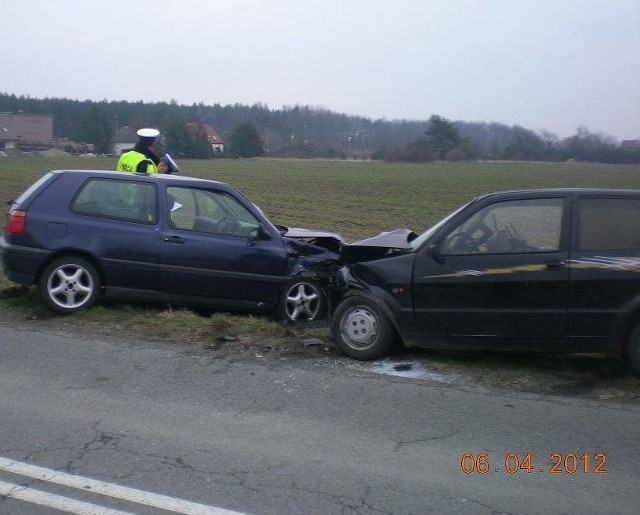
[331,295,396,360]
[38,256,100,314]
[278,279,325,322]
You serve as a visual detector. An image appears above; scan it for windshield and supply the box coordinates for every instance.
[409,202,470,250]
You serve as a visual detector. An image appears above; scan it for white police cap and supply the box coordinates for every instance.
[137,128,160,138]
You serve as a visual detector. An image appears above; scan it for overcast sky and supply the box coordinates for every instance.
[2,0,639,140]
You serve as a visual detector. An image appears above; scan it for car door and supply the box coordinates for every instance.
[568,193,640,338]
[160,185,288,310]
[412,195,570,343]
[69,177,162,293]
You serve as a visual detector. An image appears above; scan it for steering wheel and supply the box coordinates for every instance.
[216,216,242,235]
[225,220,241,235]
[216,216,230,232]
[448,232,478,253]
[469,221,493,246]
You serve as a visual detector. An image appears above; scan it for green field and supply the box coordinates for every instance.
[2,156,640,241]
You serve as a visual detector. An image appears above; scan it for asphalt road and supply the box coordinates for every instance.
[1,320,639,514]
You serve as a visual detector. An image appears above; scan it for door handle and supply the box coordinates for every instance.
[546,260,566,270]
[163,235,185,244]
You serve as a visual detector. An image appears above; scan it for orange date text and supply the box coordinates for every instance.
[460,452,607,475]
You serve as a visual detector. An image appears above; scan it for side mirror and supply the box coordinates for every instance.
[426,243,444,264]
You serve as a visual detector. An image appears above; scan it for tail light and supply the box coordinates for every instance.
[7,210,27,235]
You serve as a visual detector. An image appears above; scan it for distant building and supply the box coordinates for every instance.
[621,140,640,150]
[187,122,225,155]
[0,112,53,150]
[113,126,138,155]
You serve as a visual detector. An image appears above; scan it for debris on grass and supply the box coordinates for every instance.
[0,285,32,299]
[217,334,240,342]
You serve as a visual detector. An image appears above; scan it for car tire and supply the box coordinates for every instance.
[626,322,640,377]
[39,256,100,314]
[331,295,396,360]
[278,279,325,322]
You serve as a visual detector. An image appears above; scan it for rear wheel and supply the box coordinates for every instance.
[38,256,100,314]
[626,322,640,377]
[331,295,396,360]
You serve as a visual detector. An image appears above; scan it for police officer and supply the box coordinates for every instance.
[116,128,169,174]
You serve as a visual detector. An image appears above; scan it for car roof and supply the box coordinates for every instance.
[477,188,640,201]
[49,169,230,189]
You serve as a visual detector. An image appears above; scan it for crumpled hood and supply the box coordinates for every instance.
[341,228,418,263]
[282,226,344,242]
[277,225,345,254]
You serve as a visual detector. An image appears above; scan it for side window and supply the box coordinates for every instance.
[442,198,564,255]
[166,187,261,237]
[72,179,157,224]
[579,198,640,250]
[166,187,197,230]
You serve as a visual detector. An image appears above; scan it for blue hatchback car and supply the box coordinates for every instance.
[1,170,343,321]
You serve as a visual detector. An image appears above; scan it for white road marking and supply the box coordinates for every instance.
[0,456,247,515]
[0,479,135,515]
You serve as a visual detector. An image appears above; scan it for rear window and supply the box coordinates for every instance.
[71,178,157,224]
[14,172,56,206]
[579,197,640,250]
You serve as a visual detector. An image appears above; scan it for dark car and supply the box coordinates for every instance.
[330,189,640,376]
[1,170,343,321]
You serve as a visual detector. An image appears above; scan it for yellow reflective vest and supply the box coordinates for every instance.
[116,150,158,174]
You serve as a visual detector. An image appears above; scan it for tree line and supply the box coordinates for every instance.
[1,93,638,163]
[381,115,640,165]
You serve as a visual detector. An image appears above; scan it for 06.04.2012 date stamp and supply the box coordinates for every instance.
[460,452,607,475]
